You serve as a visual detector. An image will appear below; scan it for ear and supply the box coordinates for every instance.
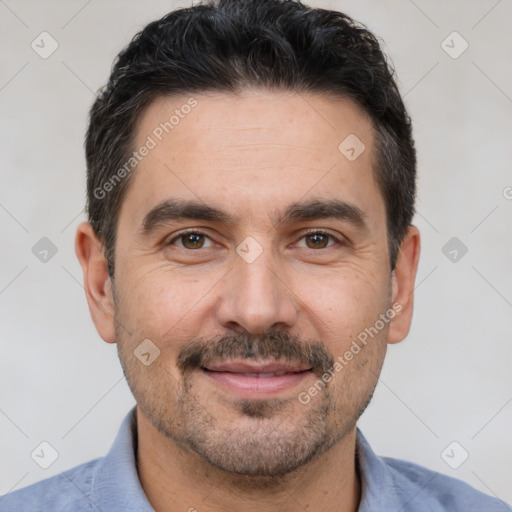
[388,225,421,344]
[75,222,116,343]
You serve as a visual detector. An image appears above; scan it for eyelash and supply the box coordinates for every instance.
[167,228,343,250]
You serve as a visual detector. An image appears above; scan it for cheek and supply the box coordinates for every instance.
[114,265,216,348]
[292,263,390,340]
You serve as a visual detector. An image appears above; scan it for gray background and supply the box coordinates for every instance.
[1,0,511,504]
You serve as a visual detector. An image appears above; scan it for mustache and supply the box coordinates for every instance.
[176,331,334,377]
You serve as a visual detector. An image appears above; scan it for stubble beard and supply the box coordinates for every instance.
[119,347,375,481]
[113,308,381,481]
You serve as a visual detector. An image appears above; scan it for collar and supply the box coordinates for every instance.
[90,406,409,511]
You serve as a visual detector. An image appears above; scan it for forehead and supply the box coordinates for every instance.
[119,89,383,231]
[135,89,373,159]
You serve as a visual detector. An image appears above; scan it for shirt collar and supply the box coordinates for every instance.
[91,406,154,511]
[355,426,404,510]
[90,406,403,511]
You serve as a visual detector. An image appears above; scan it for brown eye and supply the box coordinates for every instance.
[181,233,205,249]
[297,231,338,250]
[169,231,213,250]
[304,232,331,249]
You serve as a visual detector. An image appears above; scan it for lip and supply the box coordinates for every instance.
[203,360,311,373]
[201,360,313,398]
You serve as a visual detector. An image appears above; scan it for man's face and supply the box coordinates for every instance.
[110,90,396,477]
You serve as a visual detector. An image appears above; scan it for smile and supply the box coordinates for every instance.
[200,360,313,398]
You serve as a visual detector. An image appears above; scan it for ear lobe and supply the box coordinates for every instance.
[75,222,116,343]
[388,225,421,345]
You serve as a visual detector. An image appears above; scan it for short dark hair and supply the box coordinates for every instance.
[85,0,416,277]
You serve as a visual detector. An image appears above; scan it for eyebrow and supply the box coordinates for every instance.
[140,197,367,235]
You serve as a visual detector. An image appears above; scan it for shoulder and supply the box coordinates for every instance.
[0,458,101,512]
[355,429,510,511]
[382,455,510,511]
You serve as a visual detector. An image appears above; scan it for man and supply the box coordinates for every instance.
[1,0,508,510]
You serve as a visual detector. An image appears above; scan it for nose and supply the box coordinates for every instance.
[215,245,299,335]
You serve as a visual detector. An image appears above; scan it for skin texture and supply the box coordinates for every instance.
[75,89,420,512]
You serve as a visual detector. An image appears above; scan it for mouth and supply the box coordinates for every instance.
[200,360,313,398]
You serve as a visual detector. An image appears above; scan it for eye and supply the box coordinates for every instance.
[168,230,214,250]
[296,230,339,250]
[167,229,341,251]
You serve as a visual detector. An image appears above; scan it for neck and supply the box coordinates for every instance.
[136,408,361,512]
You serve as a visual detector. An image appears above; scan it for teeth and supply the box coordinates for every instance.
[242,371,288,377]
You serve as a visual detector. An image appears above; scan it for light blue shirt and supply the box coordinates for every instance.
[1,406,509,511]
